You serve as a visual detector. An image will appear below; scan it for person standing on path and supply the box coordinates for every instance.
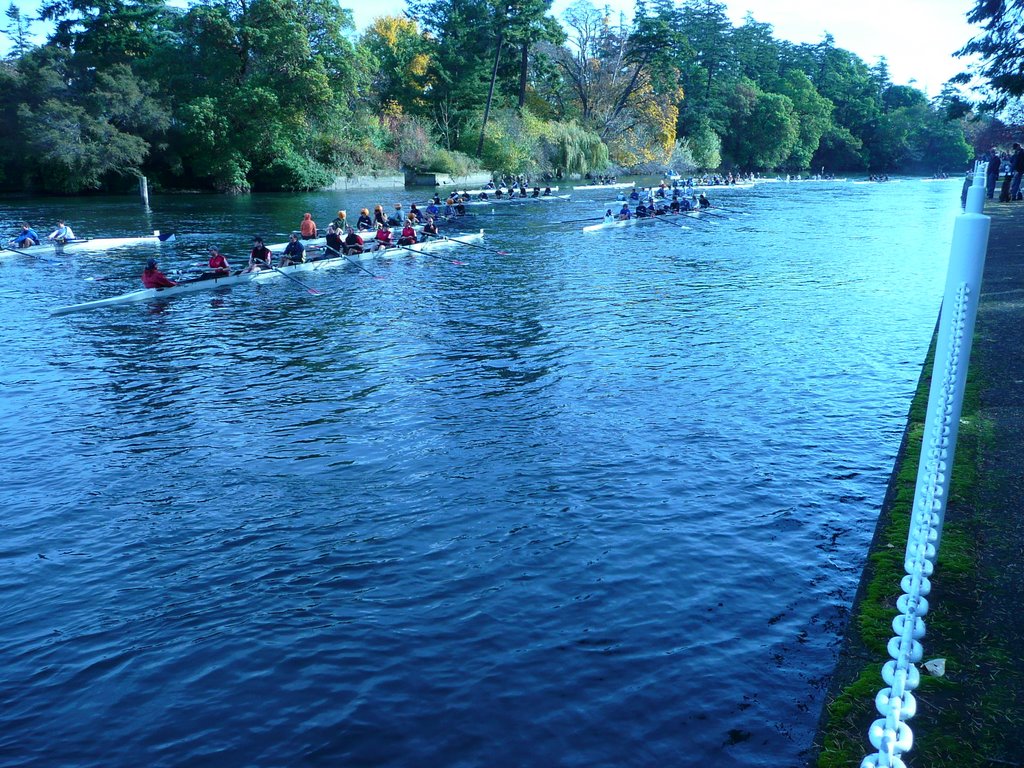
[987,148,1001,199]
[1011,143,1024,201]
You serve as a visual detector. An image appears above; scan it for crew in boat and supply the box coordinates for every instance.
[409,203,424,223]
[425,200,440,219]
[397,219,418,246]
[494,188,504,199]
[142,257,176,288]
[698,193,711,209]
[10,223,40,248]
[388,204,404,227]
[47,220,76,243]
[421,216,439,238]
[357,208,373,231]
[299,212,318,239]
[636,201,649,218]
[245,236,273,272]
[343,227,365,255]
[532,187,540,198]
[543,186,552,196]
[443,199,456,218]
[279,233,306,266]
[617,203,631,220]
[628,189,640,202]
[207,247,231,276]
[324,224,343,255]
[331,210,347,230]
[373,204,387,227]
[454,199,466,216]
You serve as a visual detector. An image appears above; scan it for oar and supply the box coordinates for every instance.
[649,215,692,231]
[436,234,508,255]
[323,245,384,279]
[398,239,467,265]
[550,216,604,225]
[712,205,748,215]
[271,266,322,295]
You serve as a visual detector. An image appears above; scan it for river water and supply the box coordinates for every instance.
[0,178,961,766]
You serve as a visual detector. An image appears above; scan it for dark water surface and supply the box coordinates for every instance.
[1,179,961,766]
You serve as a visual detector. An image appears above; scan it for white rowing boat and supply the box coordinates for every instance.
[51,231,485,315]
[582,211,705,232]
[450,185,559,197]
[572,181,633,191]
[463,193,571,206]
[1,230,175,257]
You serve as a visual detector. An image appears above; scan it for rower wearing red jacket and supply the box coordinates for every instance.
[142,257,176,288]
[208,247,230,275]
[397,219,418,246]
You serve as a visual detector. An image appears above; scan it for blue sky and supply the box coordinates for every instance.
[3,0,980,96]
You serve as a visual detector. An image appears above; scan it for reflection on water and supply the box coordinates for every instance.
[0,179,960,766]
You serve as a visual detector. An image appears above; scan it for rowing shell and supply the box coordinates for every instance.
[572,182,633,191]
[582,211,706,232]
[51,230,485,315]
[1,231,175,257]
[462,193,571,206]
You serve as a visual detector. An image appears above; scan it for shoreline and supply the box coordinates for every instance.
[812,202,1024,766]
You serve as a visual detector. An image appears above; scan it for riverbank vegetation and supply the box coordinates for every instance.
[0,0,975,194]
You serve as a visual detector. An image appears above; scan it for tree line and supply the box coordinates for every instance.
[0,0,982,194]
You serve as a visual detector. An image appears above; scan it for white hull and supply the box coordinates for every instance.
[572,182,633,191]
[463,193,570,206]
[582,211,704,232]
[51,231,486,315]
[2,231,175,257]
[452,186,559,196]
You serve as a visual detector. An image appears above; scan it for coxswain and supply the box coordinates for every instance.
[331,210,347,230]
[10,223,40,248]
[603,209,614,223]
[409,203,424,223]
[142,257,176,288]
[207,247,231,275]
[617,203,631,220]
[698,193,710,209]
[47,220,76,243]
[325,224,343,254]
[343,227,364,255]
[396,219,418,247]
[299,212,318,239]
[357,208,373,231]
[421,216,439,239]
[375,223,393,249]
[245,236,273,272]
[280,233,306,266]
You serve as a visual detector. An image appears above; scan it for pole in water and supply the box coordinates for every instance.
[139,175,150,207]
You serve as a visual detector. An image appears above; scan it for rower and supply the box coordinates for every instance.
[331,210,347,230]
[628,189,639,202]
[325,224,343,255]
[444,199,456,218]
[421,216,439,239]
[47,220,76,243]
[495,188,504,199]
[245,236,273,272]
[343,226,364,255]
[455,200,466,216]
[207,247,231,276]
[299,212,318,239]
[357,208,373,231]
[425,200,440,218]
[373,204,387,227]
[669,198,680,213]
[478,191,489,201]
[11,223,40,248]
[397,219,418,246]
[142,257,176,288]
[636,201,648,218]
[280,232,306,266]
[543,186,552,196]
[374,223,393,249]
[698,193,710,209]
[532,187,540,198]
[388,204,404,226]
[409,203,424,223]
[617,203,631,220]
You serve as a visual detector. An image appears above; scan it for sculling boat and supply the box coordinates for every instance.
[51,231,485,315]
[449,185,559,197]
[462,193,571,206]
[1,230,175,257]
[572,181,634,191]
[582,211,704,232]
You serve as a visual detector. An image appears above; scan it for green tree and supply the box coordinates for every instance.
[955,0,1024,110]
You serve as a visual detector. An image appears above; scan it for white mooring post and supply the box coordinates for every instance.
[139,175,150,207]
